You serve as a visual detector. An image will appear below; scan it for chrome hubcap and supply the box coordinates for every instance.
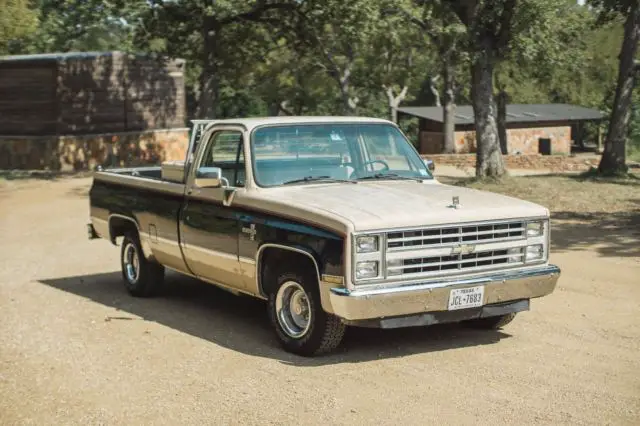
[123,242,140,283]
[275,281,311,339]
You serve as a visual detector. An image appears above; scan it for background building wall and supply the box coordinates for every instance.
[419,125,571,155]
[0,52,186,136]
[0,128,188,171]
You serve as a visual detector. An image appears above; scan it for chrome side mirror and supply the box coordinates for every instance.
[423,158,435,173]
[194,167,227,188]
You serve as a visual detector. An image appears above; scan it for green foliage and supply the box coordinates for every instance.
[0,0,38,54]
[0,0,635,159]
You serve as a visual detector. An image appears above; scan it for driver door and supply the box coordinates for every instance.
[179,127,246,289]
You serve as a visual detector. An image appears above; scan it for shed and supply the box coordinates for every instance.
[0,51,186,136]
[397,104,605,155]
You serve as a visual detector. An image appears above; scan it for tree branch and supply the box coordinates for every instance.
[220,1,297,25]
[384,6,439,43]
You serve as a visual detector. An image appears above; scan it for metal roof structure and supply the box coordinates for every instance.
[397,104,604,125]
[0,51,185,65]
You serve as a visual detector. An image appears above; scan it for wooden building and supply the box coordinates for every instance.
[0,51,188,171]
[397,104,604,155]
[0,51,185,135]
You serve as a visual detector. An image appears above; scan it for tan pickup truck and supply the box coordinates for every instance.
[87,116,561,356]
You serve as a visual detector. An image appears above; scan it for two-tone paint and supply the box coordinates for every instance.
[89,169,346,302]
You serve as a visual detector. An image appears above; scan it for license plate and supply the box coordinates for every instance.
[448,286,484,310]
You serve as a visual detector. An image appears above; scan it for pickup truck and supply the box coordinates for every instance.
[87,116,561,356]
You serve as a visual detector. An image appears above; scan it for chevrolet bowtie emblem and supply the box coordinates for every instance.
[448,196,461,209]
[451,244,475,255]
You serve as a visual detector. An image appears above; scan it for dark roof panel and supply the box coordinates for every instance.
[397,104,604,124]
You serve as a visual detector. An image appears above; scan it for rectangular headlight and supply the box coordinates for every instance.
[526,244,544,262]
[526,221,544,237]
[355,261,378,279]
[356,235,379,253]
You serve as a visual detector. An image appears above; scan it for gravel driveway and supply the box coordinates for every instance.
[1,177,638,425]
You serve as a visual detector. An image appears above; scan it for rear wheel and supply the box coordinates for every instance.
[120,232,164,297]
[464,313,517,330]
[267,271,345,356]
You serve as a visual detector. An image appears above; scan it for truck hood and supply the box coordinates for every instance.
[264,180,549,231]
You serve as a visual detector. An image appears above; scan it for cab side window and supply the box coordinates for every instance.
[200,130,245,187]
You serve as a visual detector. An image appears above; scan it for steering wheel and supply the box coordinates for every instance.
[349,159,390,179]
[363,159,390,172]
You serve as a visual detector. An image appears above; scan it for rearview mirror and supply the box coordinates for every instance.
[194,167,225,188]
[423,158,435,173]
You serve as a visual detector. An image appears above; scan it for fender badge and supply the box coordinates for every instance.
[448,196,461,209]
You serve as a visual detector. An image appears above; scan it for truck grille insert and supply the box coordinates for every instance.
[387,248,525,277]
[387,221,525,251]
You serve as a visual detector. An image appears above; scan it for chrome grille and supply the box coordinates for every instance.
[388,248,525,277]
[387,221,525,251]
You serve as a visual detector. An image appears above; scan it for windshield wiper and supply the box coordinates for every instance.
[282,176,357,185]
[356,173,423,182]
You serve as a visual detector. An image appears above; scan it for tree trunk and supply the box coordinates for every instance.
[471,44,505,178]
[442,61,456,153]
[496,88,508,155]
[429,75,441,107]
[384,85,409,123]
[598,2,640,174]
[197,21,219,119]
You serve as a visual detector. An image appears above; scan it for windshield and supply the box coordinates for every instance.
[250,123,431,187]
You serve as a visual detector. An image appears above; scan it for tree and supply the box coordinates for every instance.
[290,0,381,115]
[393,1,465,153]
[443,0,587,178]
[494,0,589,154]
[366,7,435,123]
[137,0,297,119]
[0,0,38,54]
[592,0,640,174]
[10,1,147,53]
[443,0,519,177]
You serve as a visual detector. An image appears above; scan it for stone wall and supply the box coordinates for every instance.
[422,154,600,172]
[419,126,571,155]
[0,128,188,171]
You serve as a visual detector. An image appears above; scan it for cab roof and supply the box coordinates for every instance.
[196,116,395,132]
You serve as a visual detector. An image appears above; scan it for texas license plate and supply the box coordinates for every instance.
[448,286,485,310]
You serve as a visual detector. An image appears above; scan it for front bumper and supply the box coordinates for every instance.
[328,265,560,321]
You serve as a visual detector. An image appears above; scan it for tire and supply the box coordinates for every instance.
[267,270,346,356]
[120,231,165,297]
[464,313,517,330]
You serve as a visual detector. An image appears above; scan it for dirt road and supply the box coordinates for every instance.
[1,177,638,425]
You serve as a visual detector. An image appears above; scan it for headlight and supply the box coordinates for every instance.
[526,244,544,262]
[355,261,378,279]
[507,247,524,263]
[356,235,379,253]
[526,221,544,237]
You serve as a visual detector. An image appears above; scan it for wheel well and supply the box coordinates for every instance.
[259,247,319,297]
[108,216,139,244]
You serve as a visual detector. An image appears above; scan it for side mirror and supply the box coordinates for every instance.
[194,167,226,188]
[423,158,435,173]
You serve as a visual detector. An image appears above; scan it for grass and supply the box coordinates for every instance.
[440,171,640,216]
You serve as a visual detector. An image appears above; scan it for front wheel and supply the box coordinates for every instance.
[267,271,346,356]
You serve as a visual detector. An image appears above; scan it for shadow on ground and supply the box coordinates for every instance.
[551,210,640,258]
[39,270,510,366]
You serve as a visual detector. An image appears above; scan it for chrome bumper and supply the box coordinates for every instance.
[328,265,560,321]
